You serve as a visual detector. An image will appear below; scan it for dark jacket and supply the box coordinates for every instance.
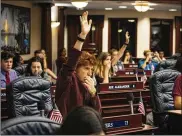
[55,48,101,118]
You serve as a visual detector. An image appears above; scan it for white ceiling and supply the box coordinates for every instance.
[52,0,181,11]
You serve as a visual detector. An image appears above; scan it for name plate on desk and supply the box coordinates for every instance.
[99,81,144,91]
[116,70,152,76]
[103,113,143,134]
[124,64,138,68]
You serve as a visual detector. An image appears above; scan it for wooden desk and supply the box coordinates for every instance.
[167,110,182,134]
[109,124,158,135]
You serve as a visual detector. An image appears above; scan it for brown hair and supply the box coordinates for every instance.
[143,50,151,56]
[109,49,118,55]
[94,52,111,77]
[77,51,96,68]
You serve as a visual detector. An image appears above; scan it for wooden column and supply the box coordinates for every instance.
[41,4,52,70]
[57,7,65,57]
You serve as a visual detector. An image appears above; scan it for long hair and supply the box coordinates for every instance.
[122,50,134,63]
[57,106,106,135]
[25,56,45,77]
[94,52,111,77]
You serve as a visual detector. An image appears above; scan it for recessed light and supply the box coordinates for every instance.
[131,2,157,6]
[105,8,113,10]
[55,3,72,7]
[169,9,177,11]
[128,20,135,22]
[149,8,154,10]
[119,6,127,9]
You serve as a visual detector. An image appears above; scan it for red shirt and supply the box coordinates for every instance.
[173,74,182,97]
[55,48,101,118]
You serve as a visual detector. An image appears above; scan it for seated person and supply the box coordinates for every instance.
[25,56,50,81]
[1,52,18,88]
[123,50,135,64]
[138,50,158,70]
[159,51,166,61]
[56,11,101,118]
[109,31,130,74]
[173,57,182,109]
[153,51,165,63]
[34,49,57,80]
[57,106,105,135]
[94,52,112,84]
[13,53,24,68]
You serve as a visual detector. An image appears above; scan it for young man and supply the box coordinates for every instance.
[138,50,158,70]
[1,52,18,88]
[55,11,101,118]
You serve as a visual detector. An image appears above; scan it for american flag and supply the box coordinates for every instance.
[49,109,63,124]
[138,92,145,116]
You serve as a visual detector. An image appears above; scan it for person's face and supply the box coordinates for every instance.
[31,62,42,76]
[145,52,152,59]
[111,51,118,59]
[41,50,46,57]
[76,65,94,82]
[61,49,66,56]
[125,52,131,59]
[159,52,164,58]
[1,58,13,72]
[35,53,44,59]
[103,56,111,66]
[20,56,24,64]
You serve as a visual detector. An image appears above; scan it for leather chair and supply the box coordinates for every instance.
[150,69,180,134]
[14,64,28,77]
[6,76,53,118]
[154,59,177,72]
[1,116,61,135]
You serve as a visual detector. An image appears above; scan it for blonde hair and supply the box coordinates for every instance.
[94,52,112,78]
[143,50,151,56]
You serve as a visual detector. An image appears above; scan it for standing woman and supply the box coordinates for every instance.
[40,49,57,80]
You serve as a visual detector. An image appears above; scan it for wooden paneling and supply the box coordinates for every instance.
[175,16,182,53]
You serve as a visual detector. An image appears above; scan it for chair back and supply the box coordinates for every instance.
[6,76,53,118]
[14,64,28,76]
[150,69,180,133]
[1,116,61,135]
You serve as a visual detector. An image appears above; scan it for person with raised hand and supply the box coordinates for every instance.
[55,11,101,118]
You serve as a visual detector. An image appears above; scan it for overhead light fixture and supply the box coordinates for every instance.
[128,20,135,22]
[105,8,112,10]
[51,21,60,28]
[119,6,127,9]
[71,0,88,9]
[149,8,154,10]
[55,3,72,7]
[118,29,122,33]
[134,1,150,12]
[169,9,177,11]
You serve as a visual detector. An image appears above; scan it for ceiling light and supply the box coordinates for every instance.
[51,21,60,28]
[118,29,122,33]
[149,8,154,10]
[128,20,135,22]
[119,6,127,9]
[55,3,72,7]
[71,0,88,9]
[105,8,112,10]
[134,1,150,12]
[169,9,177,11]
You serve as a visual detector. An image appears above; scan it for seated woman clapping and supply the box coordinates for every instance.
[25,56,50,81]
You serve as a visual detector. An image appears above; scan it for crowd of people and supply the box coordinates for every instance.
[1,11,181,135]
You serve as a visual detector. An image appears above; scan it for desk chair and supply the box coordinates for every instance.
[1,116,61,135]
[14,64,28,77]
[150,69,180,134]
[6,76,53,118]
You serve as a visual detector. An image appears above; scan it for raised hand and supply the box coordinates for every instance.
[125,31,130,44]
[79,11,92,36]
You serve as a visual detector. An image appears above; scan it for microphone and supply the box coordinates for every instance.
[126,93,134,114]
[37,101,45,117]
[134,69,139,81]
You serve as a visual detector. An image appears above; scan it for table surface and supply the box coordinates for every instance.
[167,110,182,115]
